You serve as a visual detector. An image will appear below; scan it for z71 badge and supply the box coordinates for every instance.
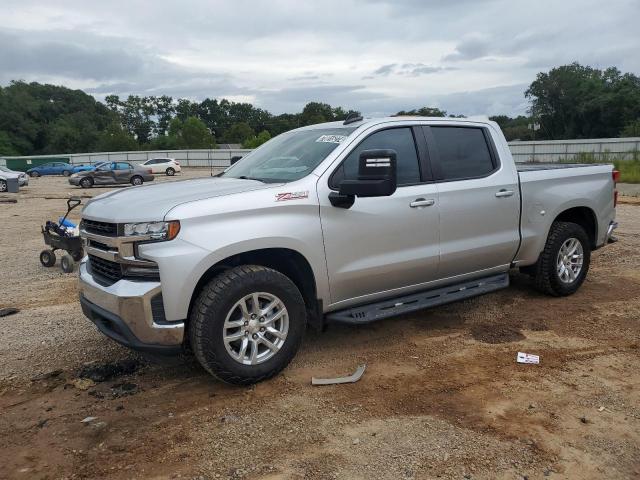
[276,191,309,202]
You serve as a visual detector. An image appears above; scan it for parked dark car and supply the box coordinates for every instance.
[68,162,154,188]
[27,162,74,177]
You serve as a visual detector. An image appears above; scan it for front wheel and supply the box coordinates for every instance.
[80,177,93,188]
[189,265,307,385]
[60,254,75,273]
[30,171,40,178]
[0,180,6,192]
[131,176,143,186]
[63,170,71,177]
[531,221,591,296]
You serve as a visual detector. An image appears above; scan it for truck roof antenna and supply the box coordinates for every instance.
[343,113,363,125]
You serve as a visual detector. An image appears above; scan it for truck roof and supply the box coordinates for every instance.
[295,116,495,131]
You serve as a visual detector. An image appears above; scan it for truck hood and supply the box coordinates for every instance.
[81,177,277,222]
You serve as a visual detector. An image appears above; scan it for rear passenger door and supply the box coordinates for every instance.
[424,125,520,279]
[115,162,133,183]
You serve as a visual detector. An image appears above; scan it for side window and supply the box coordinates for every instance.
[331,127,420,188]
[431,127,495,180]
[118,162,131,170]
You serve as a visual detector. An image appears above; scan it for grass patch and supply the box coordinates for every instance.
[556,150,640,183]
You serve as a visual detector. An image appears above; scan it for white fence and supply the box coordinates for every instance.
[508,137,640,163]
[2,137,640,169]
[0,148,252,169]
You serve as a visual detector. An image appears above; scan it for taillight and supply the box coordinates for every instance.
[612,169,620,183]
[175,161,180,165]
[147,169,153,174]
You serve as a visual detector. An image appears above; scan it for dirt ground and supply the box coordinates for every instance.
[0,171,639,480]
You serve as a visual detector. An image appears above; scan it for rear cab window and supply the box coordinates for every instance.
[427,126,497,181]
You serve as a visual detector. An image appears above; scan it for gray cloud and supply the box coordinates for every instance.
[0,0,638,118]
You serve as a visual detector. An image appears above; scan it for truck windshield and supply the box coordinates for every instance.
[222,127,356,183]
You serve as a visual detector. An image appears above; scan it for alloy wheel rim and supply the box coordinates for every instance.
[556,237,584,283]
[222,292,289,365]
[0,181,6,192]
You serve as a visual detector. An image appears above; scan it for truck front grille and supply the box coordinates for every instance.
[88,254,123,281]
[82,219,118,236]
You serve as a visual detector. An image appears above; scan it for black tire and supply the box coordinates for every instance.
[0,180,6,192]
[30,171,40,178]
[166,167,175,176]
[63,170,71,177]
[60,254,75,273]
[80,177,93,189]
[71,249,84,262]
[131,176,143,186]
[531,221,591,296]
[189,265,307,385]
[40,249,56,267]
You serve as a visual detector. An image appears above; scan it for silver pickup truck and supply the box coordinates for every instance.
[78,116,618,384]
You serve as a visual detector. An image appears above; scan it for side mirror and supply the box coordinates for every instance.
[329,149,397,208]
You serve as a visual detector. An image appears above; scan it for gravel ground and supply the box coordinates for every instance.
[0,172,639,479]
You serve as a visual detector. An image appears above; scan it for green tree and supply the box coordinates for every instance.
[621,119,640,137]
[166,117,215,148]
[396,107,449,117]
[223,122,255,144]
[243,130,272,148]
[526,63,640,139]
[96,121,138,152]
[0,131,19,155]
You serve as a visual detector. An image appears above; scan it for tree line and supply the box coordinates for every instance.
[1,62,639,157]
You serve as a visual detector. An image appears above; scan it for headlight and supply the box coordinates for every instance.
[123,220,180,240]
[70,173,79,178]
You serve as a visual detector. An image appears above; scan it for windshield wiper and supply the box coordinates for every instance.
[237,175,266,183]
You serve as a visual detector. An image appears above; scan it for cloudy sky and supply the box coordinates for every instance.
[1,0,639,117]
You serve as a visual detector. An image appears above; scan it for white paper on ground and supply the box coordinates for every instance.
[517,352,540,364]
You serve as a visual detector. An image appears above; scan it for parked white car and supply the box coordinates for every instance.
[140,158,181,176]
[0,166,29,191]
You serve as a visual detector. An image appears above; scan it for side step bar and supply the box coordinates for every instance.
[326,273,509,325]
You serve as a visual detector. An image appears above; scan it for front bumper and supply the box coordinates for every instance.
[79,260,184,354]
[68,177,81,186]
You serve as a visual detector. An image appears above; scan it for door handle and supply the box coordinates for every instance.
[495,189,515,198]
[410,198,435,208]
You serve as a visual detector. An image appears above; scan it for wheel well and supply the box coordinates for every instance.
[188,248,321,329]
[554,207,597,248]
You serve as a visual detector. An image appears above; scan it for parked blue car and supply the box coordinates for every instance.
[27,162,74,177]
[26,162,102,177]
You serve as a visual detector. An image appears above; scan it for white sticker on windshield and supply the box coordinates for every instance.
[316,134,347,144]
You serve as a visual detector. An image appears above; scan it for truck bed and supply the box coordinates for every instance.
[516,162,609,172]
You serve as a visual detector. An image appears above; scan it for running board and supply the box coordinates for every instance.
[326,273,509,325]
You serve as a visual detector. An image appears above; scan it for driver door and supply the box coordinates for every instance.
[318,126,440,308]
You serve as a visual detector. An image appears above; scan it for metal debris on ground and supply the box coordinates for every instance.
[311,364,366,386]
[516,352,540,364]
[0,308,20,318]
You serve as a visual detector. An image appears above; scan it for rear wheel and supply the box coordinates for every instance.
[189,265,307,385]
[71,249,84,262]
[131,176,143,186]
[531,221,591,296]
[80,177,93,188]
[60,254,75,273]
[0,180,6,192]
[40,249,56,267]
[166,167,175,176]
